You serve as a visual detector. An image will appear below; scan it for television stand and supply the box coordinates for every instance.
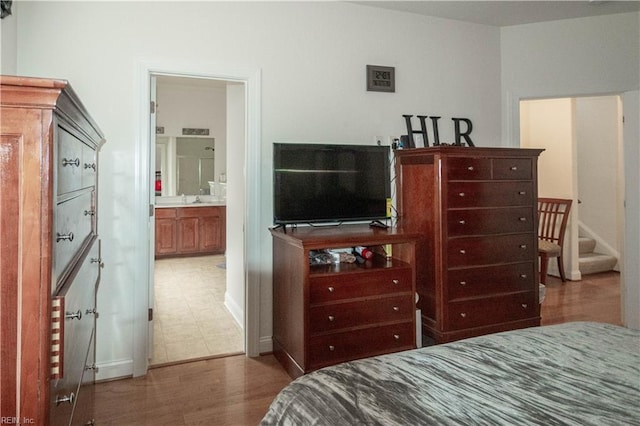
[270,223,419,378]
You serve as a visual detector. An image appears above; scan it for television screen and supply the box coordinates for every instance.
[273,143,391,225]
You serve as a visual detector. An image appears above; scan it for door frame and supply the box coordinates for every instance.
[133,59,262,376]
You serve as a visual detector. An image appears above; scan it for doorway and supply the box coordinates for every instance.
[519,95,623,287]
[149,74,246,365]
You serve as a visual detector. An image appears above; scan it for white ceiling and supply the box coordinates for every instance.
[353,1,640,27]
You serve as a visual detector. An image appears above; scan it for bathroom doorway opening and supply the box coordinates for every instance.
[149,74,246,366]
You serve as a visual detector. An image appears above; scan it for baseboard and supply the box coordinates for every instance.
[224,291,244,330]
[259,335,273,354]
[95,358,134,382]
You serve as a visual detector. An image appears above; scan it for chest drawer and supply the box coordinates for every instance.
[447,157,492,180]
[54,191,95,283]
[492,158,533,180]
[310,295,413,334]
[447,233,535,267]
[447,181,533,208]
[57,127,97,195]
[447,262,535,301]
[309,322,414,370]
[50,244,98,423]
[447,207,533,237]
[309,267,412,304]
[447,291,537,330]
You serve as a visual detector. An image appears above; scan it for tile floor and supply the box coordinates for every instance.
[150,254,244,366]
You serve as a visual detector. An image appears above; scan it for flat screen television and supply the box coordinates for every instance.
[273,143,391,225]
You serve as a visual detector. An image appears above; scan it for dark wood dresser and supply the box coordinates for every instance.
[271,224,418,378]
[0,76,105,425]
[394,147,544,344]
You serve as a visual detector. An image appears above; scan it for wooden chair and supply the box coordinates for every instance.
[538,198,572,285]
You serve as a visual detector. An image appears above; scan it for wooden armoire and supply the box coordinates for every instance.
[1,76,105,425]
[394,147,544,344]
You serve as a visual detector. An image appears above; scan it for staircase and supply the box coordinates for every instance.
[578,236,617,276]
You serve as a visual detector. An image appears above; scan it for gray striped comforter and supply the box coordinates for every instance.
[261,322,640,425]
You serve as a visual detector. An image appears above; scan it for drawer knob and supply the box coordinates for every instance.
[521,303,528,309]
[84,162,96,171]
[84,420,96,426]
[519,217,527,222]
[392,279,399,285]
[327,286,334,293]
[56,232,74,242]
[459,281,467,286]
[520,274,527,279]
[393,334,400,340]
[91,257,105,268]
[519,244,527,249]
[84,209,96,216]
[518,191,526,195]
[328,315,335,322]
[458,219,466,225]
[393,306,400,312]
[459,249,466,254]
[328,345,335,351]
[467,166,474,171]
[55,392,75,406]
[510,166,518,171]
[62,157,80,167]
[85,363,100,373]
[65,310,82,320]
[458,192,465,197]
[460,312,467,318]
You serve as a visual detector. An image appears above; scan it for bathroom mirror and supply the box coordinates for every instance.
[156,136,215,196]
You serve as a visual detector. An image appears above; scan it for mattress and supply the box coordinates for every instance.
[261,322,640,425]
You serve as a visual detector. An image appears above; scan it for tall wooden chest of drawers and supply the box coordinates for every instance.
[271,225,418,378]
[0,76,105,425]
[394,147,544,344]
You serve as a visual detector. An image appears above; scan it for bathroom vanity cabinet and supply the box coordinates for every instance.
[155,206,226,257]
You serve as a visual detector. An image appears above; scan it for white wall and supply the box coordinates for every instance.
[156,81,227,182]
[501,11,640,328]
[576,96,621,260]
[520,98,579,280]
[0,1,17,74]
[225,84,246,333]
[520,98,575,198]
[15,1,502,379]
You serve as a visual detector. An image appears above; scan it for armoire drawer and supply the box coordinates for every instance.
[446,291,537,330]
[447,233,535,267]
[309,267,412,304]
[447,206,534,236]
[447,262,536,301]
[447,181,534,208]
[57,126,97,195]
[308,322,414,370]
[54,191,95,281]
[310,295,414,334]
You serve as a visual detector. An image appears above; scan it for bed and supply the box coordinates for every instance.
[261,322,640,425]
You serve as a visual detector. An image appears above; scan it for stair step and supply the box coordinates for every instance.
[579,252,617,275]
[579,237,596,255]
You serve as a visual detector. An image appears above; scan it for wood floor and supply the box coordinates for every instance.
[93,271,621,425]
